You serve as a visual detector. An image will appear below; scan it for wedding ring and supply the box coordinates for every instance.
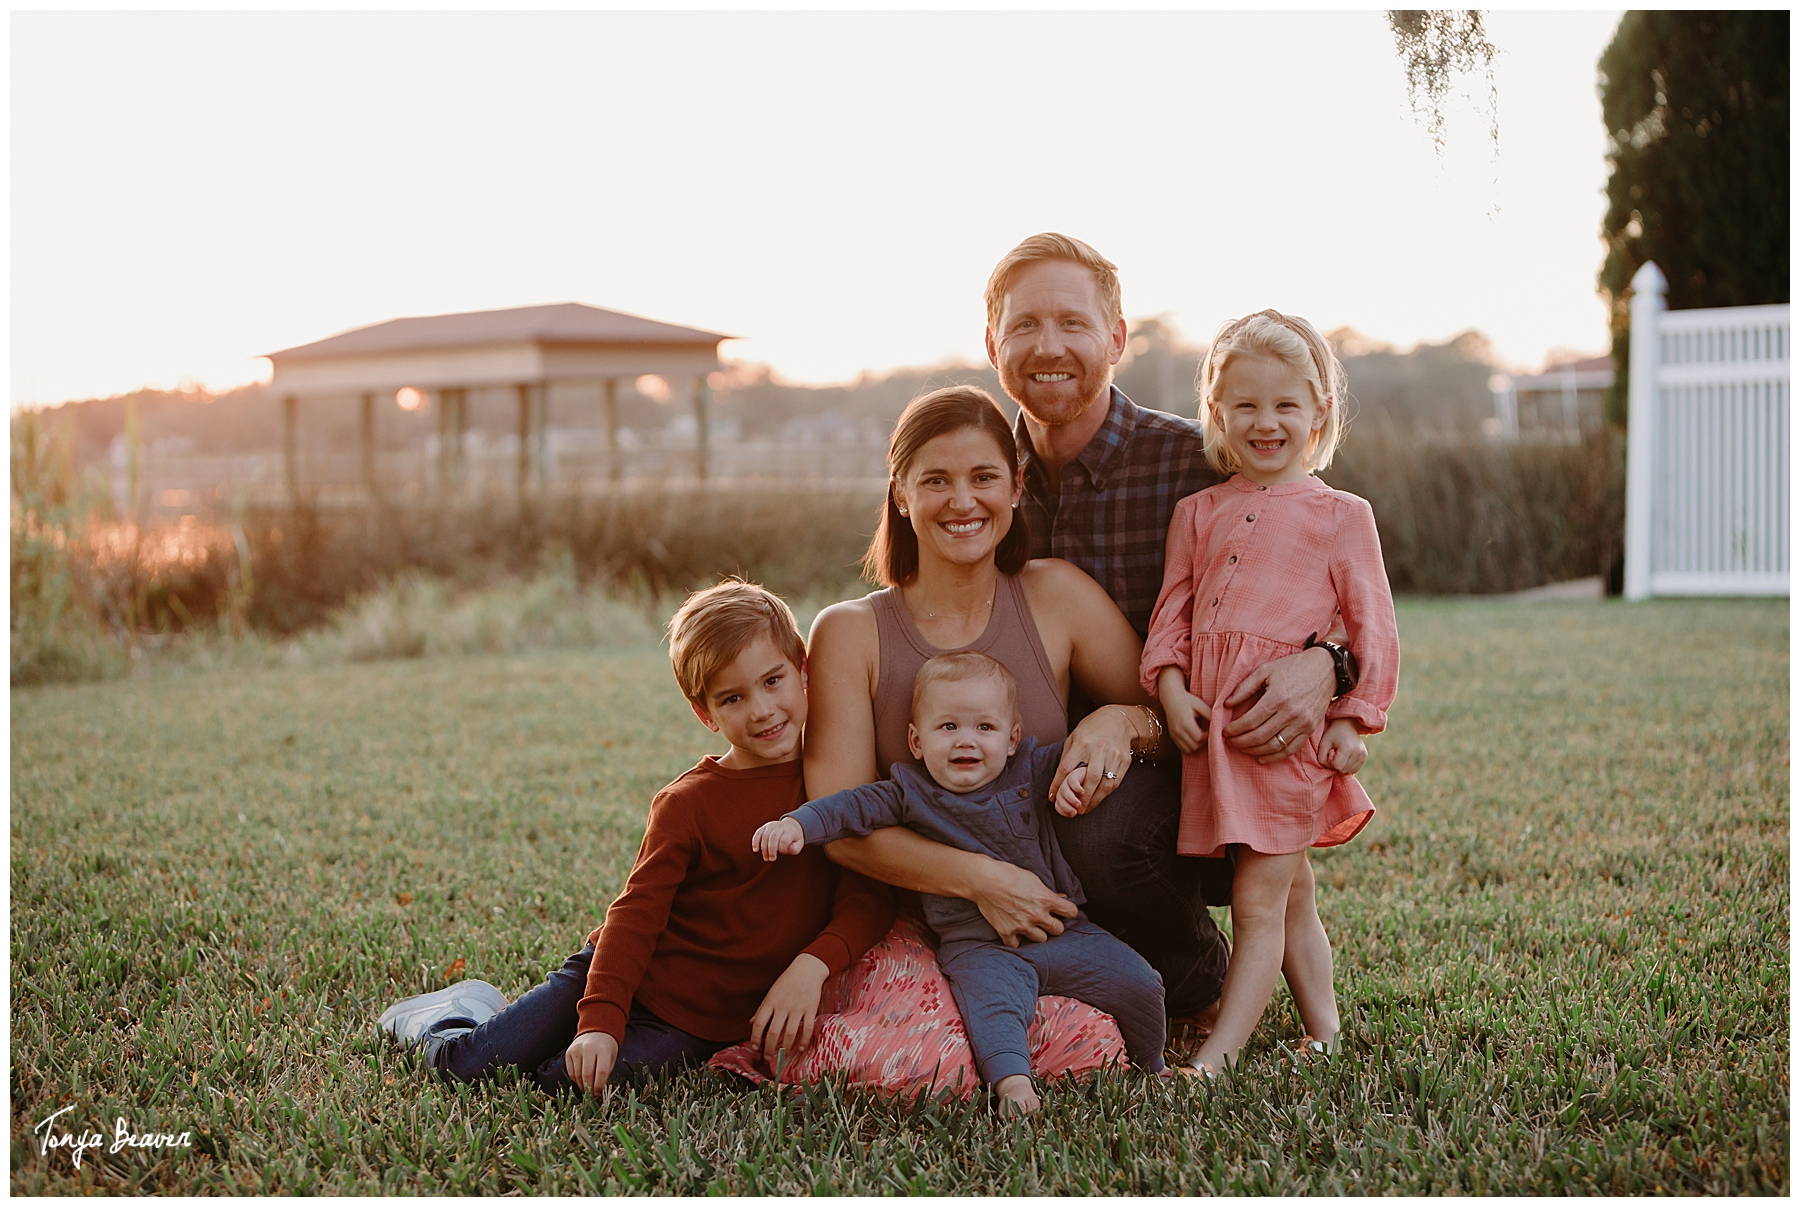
[1103,770,1118,780]
[1274,733,1288,748]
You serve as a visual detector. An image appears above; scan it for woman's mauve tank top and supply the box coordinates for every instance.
[869,572,1068,775]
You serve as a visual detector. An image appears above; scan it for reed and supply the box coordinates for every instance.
[1323,423,1624,595]
[12,435,1626,685]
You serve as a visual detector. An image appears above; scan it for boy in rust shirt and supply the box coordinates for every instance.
[377,580,894,1093]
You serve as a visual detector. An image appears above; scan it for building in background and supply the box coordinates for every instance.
[1488,356,1613,443]
[265,302,732,504]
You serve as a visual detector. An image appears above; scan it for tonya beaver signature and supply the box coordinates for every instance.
[33,1104,193,1169]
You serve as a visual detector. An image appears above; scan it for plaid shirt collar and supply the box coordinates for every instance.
[1014,385,1140,493]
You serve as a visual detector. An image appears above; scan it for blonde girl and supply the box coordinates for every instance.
[1138,310,1400,1077]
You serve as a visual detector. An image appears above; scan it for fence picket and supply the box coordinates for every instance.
[1624,263,1790,598]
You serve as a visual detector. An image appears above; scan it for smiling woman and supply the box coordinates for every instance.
[762,383,1178,1093]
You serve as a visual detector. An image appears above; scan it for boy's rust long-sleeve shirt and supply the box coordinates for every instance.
[575,757,895,1045]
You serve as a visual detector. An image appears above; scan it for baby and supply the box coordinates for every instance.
[753,650,1172,1114]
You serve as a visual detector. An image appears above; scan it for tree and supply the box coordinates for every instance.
[1597,11,1789,425]
[1386,11,1499,159]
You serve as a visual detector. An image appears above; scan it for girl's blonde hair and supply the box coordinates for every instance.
[1195,310,1349,475]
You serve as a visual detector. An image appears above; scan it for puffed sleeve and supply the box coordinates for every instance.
[1325,496,1399,733]
[1139,492,1204,696]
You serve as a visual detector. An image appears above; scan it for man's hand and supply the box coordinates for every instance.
[749,953,829,1069]
[1221,646,1335,764]
[1317,719,1368,774]
[1156,666,1211,754]
[751,817,805,861]
[1047,706,1137,815]
[971,859,1078,947]
[564,1030,619,1097]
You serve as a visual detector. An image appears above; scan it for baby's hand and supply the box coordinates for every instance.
[751,817,805,861]
[1053,765,1087,817]
[1317,719,1367,774]
[1157,666,1211,755]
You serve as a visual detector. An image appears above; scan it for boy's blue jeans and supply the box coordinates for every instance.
[1050,756,1233,1016]
[427,945,727,1093]
[938,919,1167,1085]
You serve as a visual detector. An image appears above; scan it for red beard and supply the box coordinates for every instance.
[997,356,1112,428]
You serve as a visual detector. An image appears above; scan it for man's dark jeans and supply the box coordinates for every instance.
[1050,756,1232,1015]
[428,945,727,1093]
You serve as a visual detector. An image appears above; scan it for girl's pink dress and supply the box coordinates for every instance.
[1139,475,1400,858]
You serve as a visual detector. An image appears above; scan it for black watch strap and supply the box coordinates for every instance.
[1303,632,1359,699]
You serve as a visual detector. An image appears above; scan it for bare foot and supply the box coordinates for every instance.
[1293,1033,1338,1059]
[1177,1061,1222,1084]
[993,1074,1040,1117]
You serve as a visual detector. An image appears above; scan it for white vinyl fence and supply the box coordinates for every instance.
[1623,261,1790,599]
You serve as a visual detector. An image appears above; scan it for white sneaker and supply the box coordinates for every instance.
[377,979,509,1047]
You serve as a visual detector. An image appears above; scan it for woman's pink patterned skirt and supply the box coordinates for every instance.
[707,917,1128,1097]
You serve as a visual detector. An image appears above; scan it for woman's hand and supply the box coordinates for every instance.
[1156,666,1211,754]
[1220,646,1335,763]
[1317,719,1367,774]
[1047,705,1138,816]
[970,860,1079,946]
[749,953,830,1069]
[564,1030,619,1096]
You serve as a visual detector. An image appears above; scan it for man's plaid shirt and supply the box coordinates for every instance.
[1015,386,1224,639]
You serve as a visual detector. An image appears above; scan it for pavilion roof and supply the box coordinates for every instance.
[267,302,733,362]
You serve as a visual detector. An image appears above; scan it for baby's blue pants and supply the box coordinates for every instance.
[937,918,1167,1086]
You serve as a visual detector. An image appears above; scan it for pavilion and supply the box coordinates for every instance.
[264,302,734,502]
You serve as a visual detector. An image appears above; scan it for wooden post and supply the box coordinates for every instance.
[691,376,710,483]
[603,378,621,484]
[437,387,466,497]
[282,394,299,509]
[516,382,532,499]
[535,381,550,493]
[436,389,453,496]
[360,392,378,501]
[1622,260,1666,601]
[451,388,468,493]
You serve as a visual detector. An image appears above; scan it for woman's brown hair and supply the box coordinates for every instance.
[860,385,1031,587]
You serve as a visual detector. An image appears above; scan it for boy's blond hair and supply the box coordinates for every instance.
[666,578,805,709]
[1195,309,1349,475]
[984,232,1122,333]
[911,651,1019,722]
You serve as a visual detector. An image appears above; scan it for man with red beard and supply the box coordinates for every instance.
[980,232,1355,1041]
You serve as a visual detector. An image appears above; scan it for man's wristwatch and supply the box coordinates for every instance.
[1303,633,1359,700]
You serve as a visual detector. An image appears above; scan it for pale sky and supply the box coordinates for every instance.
[12,9,1624,406]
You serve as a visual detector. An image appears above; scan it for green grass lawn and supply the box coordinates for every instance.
[10,597,1788,1194]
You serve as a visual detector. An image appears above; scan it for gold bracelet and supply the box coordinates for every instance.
[1131,704,1164,760]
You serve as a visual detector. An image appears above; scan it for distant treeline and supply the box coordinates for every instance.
[16,321,1507,465]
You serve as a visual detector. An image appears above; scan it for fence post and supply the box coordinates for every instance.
[1622,260,1666,601]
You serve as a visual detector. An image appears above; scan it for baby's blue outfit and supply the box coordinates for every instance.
[789,738,1167,1085]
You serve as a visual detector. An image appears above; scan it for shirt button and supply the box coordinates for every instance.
[1258,485,1268,491]
[1211,598,1219,606]
[1246,514,1255,522]
[1229,555,1237,564]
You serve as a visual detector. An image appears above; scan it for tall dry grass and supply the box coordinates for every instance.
[1325,424,1624,595]
[237,485,885,635]
[12,437,1623,685]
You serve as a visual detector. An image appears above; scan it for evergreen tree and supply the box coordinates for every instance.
[1598,11,1789,425]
